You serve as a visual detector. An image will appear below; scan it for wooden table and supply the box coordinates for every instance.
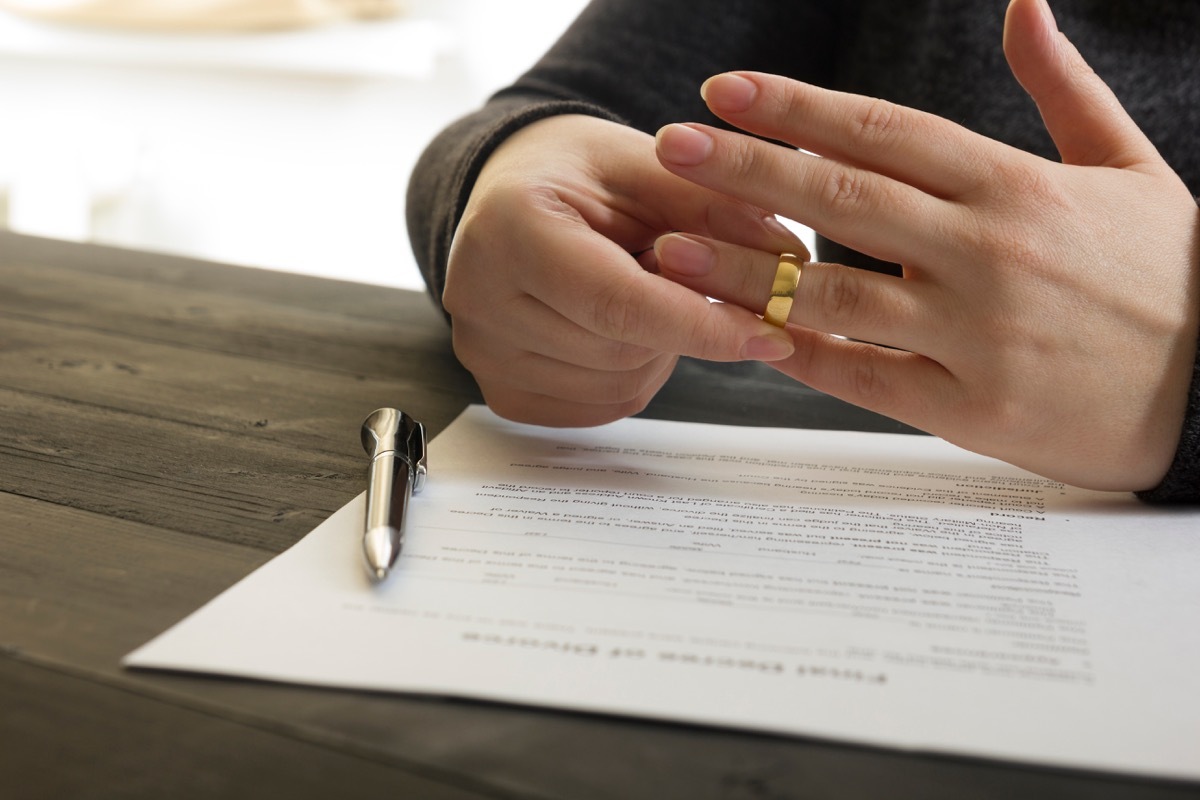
[3,231,1196,799]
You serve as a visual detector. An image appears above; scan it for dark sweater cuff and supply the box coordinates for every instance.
[1136,340,1200,503]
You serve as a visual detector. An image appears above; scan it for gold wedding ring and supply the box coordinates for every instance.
[763,253,803,327]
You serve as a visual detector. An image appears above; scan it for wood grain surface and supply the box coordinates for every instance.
[2,231,1195,800]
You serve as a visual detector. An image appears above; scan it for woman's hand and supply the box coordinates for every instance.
[652,0,1200,490]
[445,113,801,427]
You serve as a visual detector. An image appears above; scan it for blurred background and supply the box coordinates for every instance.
[0,0,590,289]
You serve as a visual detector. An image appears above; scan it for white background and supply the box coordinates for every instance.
[0,0,589,289]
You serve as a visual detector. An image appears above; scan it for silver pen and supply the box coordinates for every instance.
[360,408,427,583]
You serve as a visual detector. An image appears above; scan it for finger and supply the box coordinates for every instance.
[1003,0,1160,168]
[654,232,933,354]
[454,292,662,372]
[564,116,808,255]
[463,335,679,409]
[699,71,998,199]
[770,328,961,437]
[509,206,797,363]
[624,174,810,256]
[466,115,805,263]
[477,356,679,428]
[449,136,798,365]
[655,122,956,267]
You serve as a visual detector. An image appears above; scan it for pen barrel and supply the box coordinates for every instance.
[364,452,412,574]
[366,451,412,532]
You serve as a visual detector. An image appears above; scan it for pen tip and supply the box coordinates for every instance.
[373,567,388,582]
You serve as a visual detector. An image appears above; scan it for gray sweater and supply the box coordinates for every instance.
[406,0,1200,501]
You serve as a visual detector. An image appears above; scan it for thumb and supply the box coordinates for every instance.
[1003,0,1157,168]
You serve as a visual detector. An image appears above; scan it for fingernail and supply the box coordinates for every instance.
[742,332,794,361]
[701,73,758,114]
[655,233,715,276]
[656,124,713,166]
[762,215,811,259]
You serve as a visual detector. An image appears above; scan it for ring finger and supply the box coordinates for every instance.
[654,232,939,357]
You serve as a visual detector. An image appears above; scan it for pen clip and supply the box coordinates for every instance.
[410,420,428,494]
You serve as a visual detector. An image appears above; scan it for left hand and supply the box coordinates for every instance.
[651,0,1199,491]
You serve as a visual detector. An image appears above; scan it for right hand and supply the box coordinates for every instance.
[445,114,803,426]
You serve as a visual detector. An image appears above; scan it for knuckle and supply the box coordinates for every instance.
[449,322,490,373]
[447,186,553,314]
[851,98,904,148]
[821,166,871,217]
[722,138,772,191]
[598,338,659,371]
[812,264,866,323]
[990,160,1075,233]
[683,314,731,359]
[993,230,1044,274]
[443,245,483,317]
[995,159,1059,205]
[848,346,889,404]
[590,276,644,337]
[622,360,674,415]
[683,299,752,361]
[619,392,656,419]
[442,268,482,318]
[962,163,1072,270]
[604,364,662,406]
[605,371,644,405]
[978,392,1029,444]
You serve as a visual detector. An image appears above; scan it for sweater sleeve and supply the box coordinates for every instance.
[1136,342,1200,503]
[405,0,841,310]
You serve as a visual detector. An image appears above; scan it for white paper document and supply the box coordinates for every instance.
[125,406,1200,780]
